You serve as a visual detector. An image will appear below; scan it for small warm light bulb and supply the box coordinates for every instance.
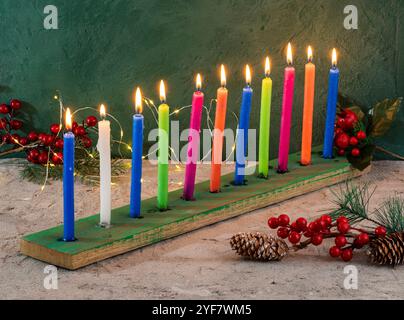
[100,104,106,118]
[135,87,143,114]
[160,80,166,103]
[65,108,72,131]
[220,64,227,87]
[245,65,251,86]
[265,57,271,77]
[332,48,338,67]
[308,46,313,62]
[287,42,293,65]
[196,74,202,91]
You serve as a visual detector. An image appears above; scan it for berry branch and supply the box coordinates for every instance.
[0,97,128,186]
[335,94,402,171]
[268,213,386,262]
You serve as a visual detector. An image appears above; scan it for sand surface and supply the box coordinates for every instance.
[0,159,403,300]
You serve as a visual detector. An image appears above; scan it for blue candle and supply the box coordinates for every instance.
[63,108,75,242]
[130,88,144,218]
[234,65,253,185]
[323,49,340,159]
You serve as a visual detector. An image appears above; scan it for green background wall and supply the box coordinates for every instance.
[0,0,403,158]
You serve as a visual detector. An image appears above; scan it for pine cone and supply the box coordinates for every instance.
[367,232,404,266]
[230,232,289,262]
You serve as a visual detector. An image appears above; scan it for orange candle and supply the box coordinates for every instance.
[210,65,228,193]
[301,46,316,165]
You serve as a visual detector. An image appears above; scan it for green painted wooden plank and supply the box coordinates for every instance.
[22,147,353,258]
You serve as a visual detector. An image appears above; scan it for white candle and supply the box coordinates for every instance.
[97,104,112,226]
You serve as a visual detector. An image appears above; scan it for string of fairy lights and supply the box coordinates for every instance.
[8,92,239,191]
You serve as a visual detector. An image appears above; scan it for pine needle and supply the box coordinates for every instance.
[329,182,404,231]
[329,182,378,225]
[374,197,404,233]
[20,155,129,186]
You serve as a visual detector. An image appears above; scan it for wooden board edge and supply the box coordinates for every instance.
[20,239,74,270]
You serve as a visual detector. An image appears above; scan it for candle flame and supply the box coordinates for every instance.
[308,46,313,62]
[196,74,202,91]
[135,87,143,114]
[245,64,251,85]
[65,108,72,131]
[220,64,226,87]
[265,57,271,77]
[332,48,338,67]
[287,42,293,65]
[160,80,166,102]
[100,104,106,118]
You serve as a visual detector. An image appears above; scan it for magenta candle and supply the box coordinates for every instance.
[183,74,204,200]
[277,43,295,173]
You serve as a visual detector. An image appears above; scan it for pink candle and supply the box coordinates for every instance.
[183,74,204,200]
[277,43,295,173]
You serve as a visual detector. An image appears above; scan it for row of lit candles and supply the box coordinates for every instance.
[60,43,339,242]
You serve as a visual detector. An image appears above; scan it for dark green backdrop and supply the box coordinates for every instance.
[0,0,403,158]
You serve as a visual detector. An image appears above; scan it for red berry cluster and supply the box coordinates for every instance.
[334,110,367,158]
[0,99,25,145]
[268,214,387,262]
[0,98,98,166]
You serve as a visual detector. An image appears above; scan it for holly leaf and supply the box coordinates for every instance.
[346,106,366,122]
[338,93,363,109]
[369,98,402,137]
[337,93,366,122]
[346,144,375,171]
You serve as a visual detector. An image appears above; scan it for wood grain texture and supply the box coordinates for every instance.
[20,148,369,270]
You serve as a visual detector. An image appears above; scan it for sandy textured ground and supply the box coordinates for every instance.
[0,159,403,300]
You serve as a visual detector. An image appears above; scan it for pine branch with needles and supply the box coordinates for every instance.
[374,197,404,233]
[329,182,378,225]
[20,148,129,186]
[330,182,404,233]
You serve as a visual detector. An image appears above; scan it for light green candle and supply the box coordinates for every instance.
[258,57,273,178]
[158,80,170,210]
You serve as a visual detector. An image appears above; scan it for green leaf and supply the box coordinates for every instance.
[337,93,366,122]
[369,98,402,137]
[346,106,366,122]
[346,144,375,171]
[337,93,364,109]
